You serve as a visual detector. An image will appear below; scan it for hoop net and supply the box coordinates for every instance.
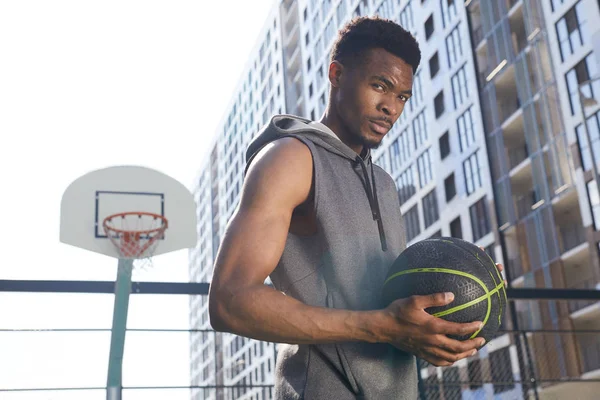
[103,212,168,266]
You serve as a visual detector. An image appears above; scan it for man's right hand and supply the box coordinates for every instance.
[377,292,485,367]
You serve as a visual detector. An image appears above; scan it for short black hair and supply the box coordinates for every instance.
[330,16,421,73]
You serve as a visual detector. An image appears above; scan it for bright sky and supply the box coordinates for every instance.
[0,1,275,398]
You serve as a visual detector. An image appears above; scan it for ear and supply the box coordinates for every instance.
[328,60,344,88]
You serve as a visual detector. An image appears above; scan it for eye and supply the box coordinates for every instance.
[372,83,385,91]
[399,95,408,102]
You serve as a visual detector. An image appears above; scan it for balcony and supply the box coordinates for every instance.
[514,190,536,220]
[508,3,527,56]
[507,255,524,280]
[558,223,587,254]
[496,66,521,124]
[578,332,600,375]
[569,279,600,316]
[508,144,528,170]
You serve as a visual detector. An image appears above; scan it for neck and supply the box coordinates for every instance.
[319,105,364,156]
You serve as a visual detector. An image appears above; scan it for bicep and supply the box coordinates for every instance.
[211,138,313,293]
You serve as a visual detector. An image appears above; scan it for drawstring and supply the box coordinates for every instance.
[355,156,388,252]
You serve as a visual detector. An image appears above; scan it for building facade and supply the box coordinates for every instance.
[190,0,600,399]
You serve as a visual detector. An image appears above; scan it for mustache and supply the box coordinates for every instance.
[369,117,393,129]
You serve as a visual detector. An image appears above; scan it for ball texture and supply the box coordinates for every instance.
[382,237,507,343]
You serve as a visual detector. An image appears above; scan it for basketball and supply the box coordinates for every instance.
[382,237,507,343]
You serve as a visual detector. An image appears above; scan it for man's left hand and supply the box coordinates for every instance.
[479,246,508,288]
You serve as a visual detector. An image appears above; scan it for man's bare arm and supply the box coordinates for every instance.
[208,137,381,344]
[208,137,485,366]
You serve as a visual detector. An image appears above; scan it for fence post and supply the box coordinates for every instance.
[521,330,540,400]
[416,359,427,400]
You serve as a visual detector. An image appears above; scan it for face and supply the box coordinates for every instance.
[329,48,414,153]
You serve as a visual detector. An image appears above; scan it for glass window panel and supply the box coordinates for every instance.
[0,390,106,400]
[539,206,559,263]
[531,153,549,202]
[525,217,542,270]
[523,104,541,154]
[123,388,191,400]
[123,331,191,387]
[0,292,114,329]
[0,330,110,389]
[587,180,600,230]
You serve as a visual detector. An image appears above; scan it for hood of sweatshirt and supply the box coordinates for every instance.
[245,114,388,251]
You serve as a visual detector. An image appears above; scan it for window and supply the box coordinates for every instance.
[587,180,600,230]
[470,196,491,241]
[399,0,415,32]
[396,165,417,205]
[556,1,587,61]
[429,52,440,78]
[442,367,461,399]
[398,128,412,166]
[423,189,439,228]
[551,0,566,11]
[576,110,600,171]
[390,138,401,173]
[308,83,313,98]
[566,53,598,115]
[375,0,394,19]
[303,7,308,21]
[425,14,435,40]
[468,359,483,390]
[336,0,347,26]
[409,71,423,112]
[417,149,433,187]
[457,107,476,152]
[441,0,457,28]
[446,23,463,69]
[413,110,428,149]
[305,32,310,46]
[439,131,450,159]
[307,57,312,72]
[485,244,495,261]
[405,205,421,242]
[451,64,469,109]
[445,173,456,202]
[490,347,515,394]
[463,150,483,195]
[450,216,462,238]
[434,90,445,118]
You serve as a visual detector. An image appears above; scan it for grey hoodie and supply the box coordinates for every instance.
[245,115,418,399]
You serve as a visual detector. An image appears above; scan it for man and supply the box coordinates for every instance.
[209,17,502,399]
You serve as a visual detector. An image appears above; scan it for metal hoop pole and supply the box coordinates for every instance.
[106,258,134,400]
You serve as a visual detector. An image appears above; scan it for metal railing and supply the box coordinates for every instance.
[2,280,600,400]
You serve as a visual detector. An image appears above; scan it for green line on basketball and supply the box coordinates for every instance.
[382,237,507,344]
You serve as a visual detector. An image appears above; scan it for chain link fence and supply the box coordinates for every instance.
[417,298,600,400]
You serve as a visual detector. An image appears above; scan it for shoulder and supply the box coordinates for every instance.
[243,137,314,209]
[372,163,396,190]
[247,136,313,176]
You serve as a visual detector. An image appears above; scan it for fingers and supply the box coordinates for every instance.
[434,318,483,337]
[414,292,455,308]
[435,334,485,353]
[421,345,478,366]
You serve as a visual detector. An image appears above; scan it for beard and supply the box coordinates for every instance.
[362,136,383,150]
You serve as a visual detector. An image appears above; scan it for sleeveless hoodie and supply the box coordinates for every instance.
[245,115,418,399]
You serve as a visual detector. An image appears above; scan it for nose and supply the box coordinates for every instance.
[379,96,398,117]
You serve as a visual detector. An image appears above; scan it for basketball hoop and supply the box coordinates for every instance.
[103,212,168,264]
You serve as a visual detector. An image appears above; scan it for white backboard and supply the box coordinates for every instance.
[60,165,197,259]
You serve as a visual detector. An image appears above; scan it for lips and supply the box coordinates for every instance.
[368,119,392,135]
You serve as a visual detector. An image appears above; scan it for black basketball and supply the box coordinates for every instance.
[382,237,507,343]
